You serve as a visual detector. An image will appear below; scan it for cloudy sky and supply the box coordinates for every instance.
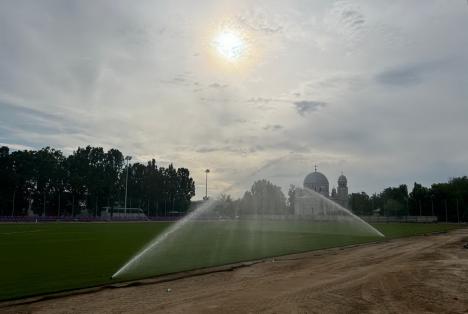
[1,1,468,198]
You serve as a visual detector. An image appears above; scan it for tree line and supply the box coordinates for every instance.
[210,179,291,218]
[0,146,195,216]
[349,177,468,222]
[212,177,467,223]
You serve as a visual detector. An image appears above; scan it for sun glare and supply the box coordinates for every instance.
[212,28,247,62]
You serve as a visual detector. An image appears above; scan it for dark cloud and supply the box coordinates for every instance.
[195,144,264,154]
[0,101,87,150]
[375,64,423,86]
[341,10,365,28]
[0,102,62,122]
[246,97,274,103]
[263,124,283,131]
[293,101,326,116]
[375,59,455,87]
[329,2,366,38]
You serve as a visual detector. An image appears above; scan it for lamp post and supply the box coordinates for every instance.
[124,156,132,216]
[204,169,210,200]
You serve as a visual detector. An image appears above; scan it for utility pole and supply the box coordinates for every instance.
[419,200,422,217]
[204,169,210,200]
[456,199,460,224]
[124,156,132,216]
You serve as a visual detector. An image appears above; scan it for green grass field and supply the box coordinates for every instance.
[0,221,463,301]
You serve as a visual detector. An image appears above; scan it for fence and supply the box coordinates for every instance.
[360,215,438,223]
[0,215,182,223]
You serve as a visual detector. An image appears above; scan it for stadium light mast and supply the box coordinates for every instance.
[124,156,132,215]
[204,169,210,200]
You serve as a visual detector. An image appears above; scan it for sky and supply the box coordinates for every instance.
[1,0,468,199]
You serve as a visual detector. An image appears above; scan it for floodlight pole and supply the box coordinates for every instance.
[204,169,210,200]
[124,156,132,216]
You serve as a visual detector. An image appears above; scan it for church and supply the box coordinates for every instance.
[294,166,349,218]
[302,166,349,208]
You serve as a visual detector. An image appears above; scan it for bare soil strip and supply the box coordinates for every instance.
[2,229,468,314]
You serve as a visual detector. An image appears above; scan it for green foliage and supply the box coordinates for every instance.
[383,198,405,216]
[246,179,287,215]
[209,180,288,217]
[349,192,372,215]
[350,178,468,222]
[0,145,195,216]
[287,184,296,214]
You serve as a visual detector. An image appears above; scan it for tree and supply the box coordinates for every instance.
[213,194,234,218]
[287,185,296,214]
[239,179,287,215]
[175,167,195,212]
[380,184,408,216]
[0,145,196,217]
[103,149,124,210]
[9,149,36,216]
[0,147,14,215]
[349,192,372,215]
[409,183,430,216]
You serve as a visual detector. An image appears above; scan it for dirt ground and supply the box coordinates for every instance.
[2,228,468,314]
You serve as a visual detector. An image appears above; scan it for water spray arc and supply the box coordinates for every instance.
[112,198,216,279]
[112,154,385,280]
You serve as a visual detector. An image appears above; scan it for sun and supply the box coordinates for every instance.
[212,28,247,62]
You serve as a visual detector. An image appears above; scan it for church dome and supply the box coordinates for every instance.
[304,171,329,196]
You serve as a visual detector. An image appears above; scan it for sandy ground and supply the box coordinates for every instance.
[2,228,468,314]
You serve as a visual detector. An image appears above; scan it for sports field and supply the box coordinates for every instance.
[0,222,462,301]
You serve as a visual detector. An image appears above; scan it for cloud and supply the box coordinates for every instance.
[324,1,366,42]
[0,142,34,151]
[0,101,85,138]
[246,97,275,103]
[195,144,264,154]
[209,83,228,89]
[375,64,423,86]
[340,9,365,29]
[293,101,326,116]
[263,124,283,131]
[237,7,284,34]
[0,1,467,198]
[374,59,457,87]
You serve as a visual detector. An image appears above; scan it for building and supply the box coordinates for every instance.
[295,166,349,217]
[333,173,349,209]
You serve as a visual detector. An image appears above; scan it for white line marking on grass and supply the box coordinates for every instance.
[0,230,42,235]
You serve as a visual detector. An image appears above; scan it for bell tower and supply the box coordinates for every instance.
[336,172,349,208]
